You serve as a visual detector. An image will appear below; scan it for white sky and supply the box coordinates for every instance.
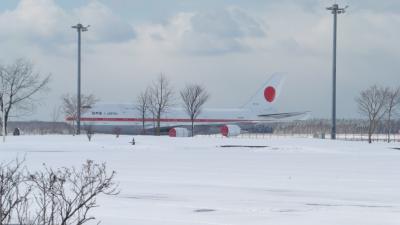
[1,0,399,120]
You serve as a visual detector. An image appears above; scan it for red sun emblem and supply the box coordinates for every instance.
[264,86,276,102]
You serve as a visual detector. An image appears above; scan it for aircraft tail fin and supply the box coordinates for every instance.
[242,74,285,112]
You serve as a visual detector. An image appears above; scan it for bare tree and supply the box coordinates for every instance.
[148,74,174,135]
[29,166,61,225]
[61,94,98,134]
[136,88,150,134]
[29,160,118,225]
[356,85,389,143]
[15,190,32,225]
[180,84,210,137]
[0,158,31,225]
[147,98,157,135]
[0,158,118,225]
[55,160,118,225]
[0,59,51,134]
[385,87,400,142]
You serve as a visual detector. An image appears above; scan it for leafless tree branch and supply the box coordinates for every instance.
[0,59,51,134]
[356,85,389,143]
[61,94,98,135]
[148,74,174,135]
[180,84,209,137]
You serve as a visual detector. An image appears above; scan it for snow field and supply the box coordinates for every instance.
[0,135,399,225]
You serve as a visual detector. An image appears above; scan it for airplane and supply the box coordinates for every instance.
[67,75,309,137]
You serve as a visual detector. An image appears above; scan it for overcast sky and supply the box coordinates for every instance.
[1,0,399,120]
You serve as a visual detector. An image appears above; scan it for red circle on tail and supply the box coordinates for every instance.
[264,86,276,102]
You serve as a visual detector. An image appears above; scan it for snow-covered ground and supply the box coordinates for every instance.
[1,135,400,225]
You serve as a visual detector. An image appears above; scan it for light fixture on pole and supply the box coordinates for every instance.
[72,23,89,135]
[326,4,347,140]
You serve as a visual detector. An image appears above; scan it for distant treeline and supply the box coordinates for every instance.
[6,119,400,138]
[252,119,400,136]
[8,121,72,135]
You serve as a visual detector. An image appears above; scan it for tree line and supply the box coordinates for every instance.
[266,119,400,141]
[135,74,209,136]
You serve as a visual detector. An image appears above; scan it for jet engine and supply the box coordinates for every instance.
[169,127,189,137]
[220,125,241,137]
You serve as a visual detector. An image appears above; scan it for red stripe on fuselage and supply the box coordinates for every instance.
[66,117,253,123]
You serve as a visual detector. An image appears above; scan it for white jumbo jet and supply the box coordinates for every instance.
[70,75,308,137]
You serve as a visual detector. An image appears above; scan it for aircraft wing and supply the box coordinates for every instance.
[257,111,310,121]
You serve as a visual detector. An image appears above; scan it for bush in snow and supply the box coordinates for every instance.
[0,158,118,225]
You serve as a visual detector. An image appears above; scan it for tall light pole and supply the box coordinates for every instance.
[326,4,347,140]
[1,77,5,143]
[1,105,4,143]
[72,23,89,135]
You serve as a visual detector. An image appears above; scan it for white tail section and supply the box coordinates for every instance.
[242,74,285,112]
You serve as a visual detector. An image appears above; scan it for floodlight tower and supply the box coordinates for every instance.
[1,77,5,143]
[326,4,347,140]
[1,105,4,143]
[72,23,89,135]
